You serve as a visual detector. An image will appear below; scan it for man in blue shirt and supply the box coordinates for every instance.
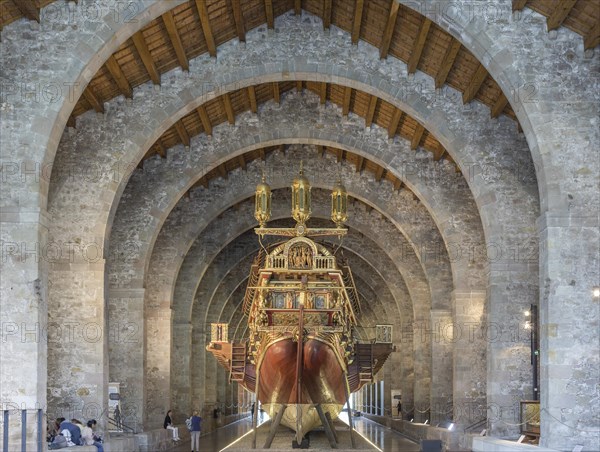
[190,410,202,452]
[59,419,81,446]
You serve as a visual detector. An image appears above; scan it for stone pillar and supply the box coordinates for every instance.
[413,318,431,422]
[487,262,537,438]
[191,327,206,409]
[539,213,600,450]
[145,307,172,430]
[48,259,108,428]
[0,212,48,449]
[399,320,415,421]
[172,323,192,420]
[430,310,453,424]
[452,290,486,427]
[108,288,145,430]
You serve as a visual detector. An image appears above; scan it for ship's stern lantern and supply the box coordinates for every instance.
[255,174,272,227]
[331,177,348,228]
[291,162,311,225]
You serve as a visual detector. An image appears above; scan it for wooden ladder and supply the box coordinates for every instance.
[229,342,247,383]
[356,344,373,383]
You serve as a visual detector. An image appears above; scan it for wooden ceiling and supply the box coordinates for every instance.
[141,79,452,165]
[182,143,416,197]
[513,0,600,50]
[0,0,56,28]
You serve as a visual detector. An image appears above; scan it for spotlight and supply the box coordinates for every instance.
[524,321,531,330]
[424,419,429,425]
[448,423,455,431]
[410,418,414,422]
[524,310,530,317]
[593,287,600,298]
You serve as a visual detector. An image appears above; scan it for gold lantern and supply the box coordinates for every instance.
[291,161,311,226]
[255,173,272,227]
[331,177,348,227]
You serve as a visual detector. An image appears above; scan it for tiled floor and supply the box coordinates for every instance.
[174,411,419,452]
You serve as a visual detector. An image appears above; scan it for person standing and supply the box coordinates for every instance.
[163,410,181,442]
[396,400,402,417]
[190,410,202,452]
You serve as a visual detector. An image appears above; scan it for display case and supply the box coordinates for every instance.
[520,400,540,437]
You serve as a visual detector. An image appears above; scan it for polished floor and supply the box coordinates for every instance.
[174,411,418,451]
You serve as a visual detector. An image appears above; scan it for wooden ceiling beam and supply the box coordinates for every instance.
[584,21,600,50]
[355,156,364,173]
[388,109,403,138]
[546,0,577,31]
[462,63,488,104]
[105,55,132,98]
[365,96,377,128]
[197,105,213,135]
[230,0,246,42]
[162,11,189,71]
[259,148,266,160]
[175,120,190,147]
[319,82,327,104]
[393,179,403,191]
[273,82,280,104]
[264,0,274,29]
[323,0,332,30]
[131,31,161,85]
[195,0,217,57]
[342,87,352,116]
[82,87,104,113]
[247,86,258,113]
[336,148,343,163]
[434,147,447,162]
[11,0,39,22]
[66,115,76,129]
[296,81,303,93]
[380,2,400,59]
[512,0,528,11]
[351,0,365,44]
[156,140,167,159]
[295,0,301,15]
[407,18,432,74]
[435,40,461,88]
[238,154,247,170]
[411,123,425,150]
[490,92,508,119]
[375,165,385,182]
[317,145,326,157]
[223,93,236,124]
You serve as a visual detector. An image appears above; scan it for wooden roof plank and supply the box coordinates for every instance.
[584,20,600,50]
[197,105,213,135]
[105,55,132,98]
[223,93,236,124]
[195,0,217,57]
[238,154,247,170]
[323,0,332,30]
[435,39,461,89]
[512,0,528,12]
[388,108,402,138]
[411,123,424,150]
[296,80,303,93]
[264,0,274,29]
[319,82,327,104]
[356,155,364,173]
[375,165,385,182]
[175,120,191,147]
[295,0,301,15]
[230,0,246,42]
[491,92,508,118]
[351,0,365,44]
[11,0,39,22]
[365,95,377,127]
[162,11,189,71]
[82,87,104,113]
[462,63,488,104]
[273,82,280,104]
[131,31,161,85]
[380,2,400,59]
[342,86,352,116]
[247,86,258,113]
[546,0,577,31]
[218,163,228,179]
[336,148,343,163]
[393,179,403,191]
[407,18,432,74]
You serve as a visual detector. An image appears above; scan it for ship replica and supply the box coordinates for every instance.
[207,164,394,448]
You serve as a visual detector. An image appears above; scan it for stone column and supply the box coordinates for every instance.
[430,310,453,424]
[191,327,206,409]
[539,213,599,450]
[145,307,172,430]
[172,323,192,420]
[413,318,431,422]
[452,290,486,427]
[399,320,415,420]
[0,212,48,449]
[108,288,145,430]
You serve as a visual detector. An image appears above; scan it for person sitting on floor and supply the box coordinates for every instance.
[82,419,104,452]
